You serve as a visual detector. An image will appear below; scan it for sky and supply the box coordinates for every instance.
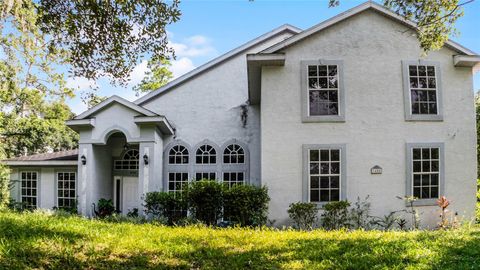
[66,0,480,114]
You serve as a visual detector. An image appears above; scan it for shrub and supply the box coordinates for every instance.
[287,202,318,230]
[185,180,224,226]
[349,196,372,230]
[94,198,115,218]
[477,179,480,224]
[144,191,186,225]
[224,184,270,227]
[321,201,351,230]
[0,164,11,209]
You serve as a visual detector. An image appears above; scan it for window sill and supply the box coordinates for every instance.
[406,199,438,207]
[405,115,443,122]
[302,115,346,123]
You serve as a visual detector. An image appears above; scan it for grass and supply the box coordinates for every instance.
[0,211,480,269]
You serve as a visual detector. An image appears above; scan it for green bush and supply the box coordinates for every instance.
[223,184,270,227]
[94,198,115,218]
[477,179,480,223]
[185,180,224,226]
[0,164,11,209]
[287,202,318,230]
[321,201,351,230]
[143,191,186,225]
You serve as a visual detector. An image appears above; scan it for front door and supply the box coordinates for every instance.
[113,176,139,214]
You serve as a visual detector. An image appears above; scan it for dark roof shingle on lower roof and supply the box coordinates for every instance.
[5,149,78,161]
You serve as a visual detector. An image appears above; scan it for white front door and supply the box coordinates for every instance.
[122,176,139,214]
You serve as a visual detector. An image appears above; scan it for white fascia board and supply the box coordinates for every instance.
[262,1,476,56]
[2,160,78,166]
[75,95,156,120]
[453,55,480,67]
[134,116,175,135]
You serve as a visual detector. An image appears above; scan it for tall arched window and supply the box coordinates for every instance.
[222,143,247,188]
[166,144,189,195]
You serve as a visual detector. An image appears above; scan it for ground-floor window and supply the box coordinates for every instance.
[407,143,443,200]
[57,172,76,209]
[21,171,37,209]
[222,172,244,188]
[168,172,189,193]
[195,172,216,181]
[303,144,346,203]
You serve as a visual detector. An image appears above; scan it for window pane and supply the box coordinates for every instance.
[311,176,319,188]
[330,150,340,161]
[310,150,319,161]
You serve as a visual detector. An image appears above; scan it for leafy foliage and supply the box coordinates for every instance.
[2,211,480,269]
[93,198,115,218]
[133,58,173,96]
[143,191,186,225]
[0,164,11,209]
[349,196,373,230]
[287,202,318,230]
[185,180,224,226]
[331,0,471,53]
[34,0,181,84]
[223,184,270,227]
[321,201,351,230]
[477,179,480,223]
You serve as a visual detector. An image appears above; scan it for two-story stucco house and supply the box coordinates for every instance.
[3,2,479,227]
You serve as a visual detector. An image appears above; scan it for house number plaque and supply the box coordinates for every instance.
[371,165,382,174]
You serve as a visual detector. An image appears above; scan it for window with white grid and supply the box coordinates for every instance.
[196,144,216,164]
[223,172,244,188]
[307,64,339,116]
[223,144,244,164]
[114,149,139,170]
[411,147,440,199]
[408,65,438,115]
[57,172,76,209]
[308,149,341,202]
[168,172,189,194]
[21,171,37,209]
[169,145,189,164]
[195,172,216,181]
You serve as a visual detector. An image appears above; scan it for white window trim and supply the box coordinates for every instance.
[302,144,347,204]
[301,60,346,123]
[20,170,40,209]
[221,139,250,186]
[55,170,77,209]
[402,60,443,121]
[405,142,445,206]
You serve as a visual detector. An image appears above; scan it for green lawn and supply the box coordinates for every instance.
[0,211,480,269]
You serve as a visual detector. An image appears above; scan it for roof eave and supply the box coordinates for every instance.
[75,95,157,120]
[1,160,78,166]
[247,53,286,105]
[134,116,175,135]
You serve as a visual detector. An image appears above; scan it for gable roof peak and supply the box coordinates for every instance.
[75,95,157,120]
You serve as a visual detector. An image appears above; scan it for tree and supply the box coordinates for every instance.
[328,0,474,53]
[133,57,174,96]
[82,92,108,109]
[476,91,480,179]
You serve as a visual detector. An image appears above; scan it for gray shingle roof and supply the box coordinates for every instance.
[5,149,78,161]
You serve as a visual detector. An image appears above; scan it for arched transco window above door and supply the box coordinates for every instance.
[114,149,139,170]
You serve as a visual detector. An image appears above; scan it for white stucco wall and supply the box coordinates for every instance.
[9,166,77,210]
[261,10,477,227]
[140,31,296,186]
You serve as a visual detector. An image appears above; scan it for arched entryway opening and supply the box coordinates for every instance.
[92,131,140,216]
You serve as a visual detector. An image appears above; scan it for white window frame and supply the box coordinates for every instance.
[221,140,249,187]
[406,142,445,206]
[20,171,39,209]
[402,60,443,121]
[302,144,346,204]
[56,171,77,209]
[164,140,191,192]
[301,60,345,123]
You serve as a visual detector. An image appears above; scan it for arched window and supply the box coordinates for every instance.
[114,149,139,170]
[223,144,245,164]
[123,149,139,160]
[222,143,247,188]
[196,144,216,164]
[169,145,189,164]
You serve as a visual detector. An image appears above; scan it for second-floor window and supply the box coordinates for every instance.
[403,61,443,121]
[301,60,345,122]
